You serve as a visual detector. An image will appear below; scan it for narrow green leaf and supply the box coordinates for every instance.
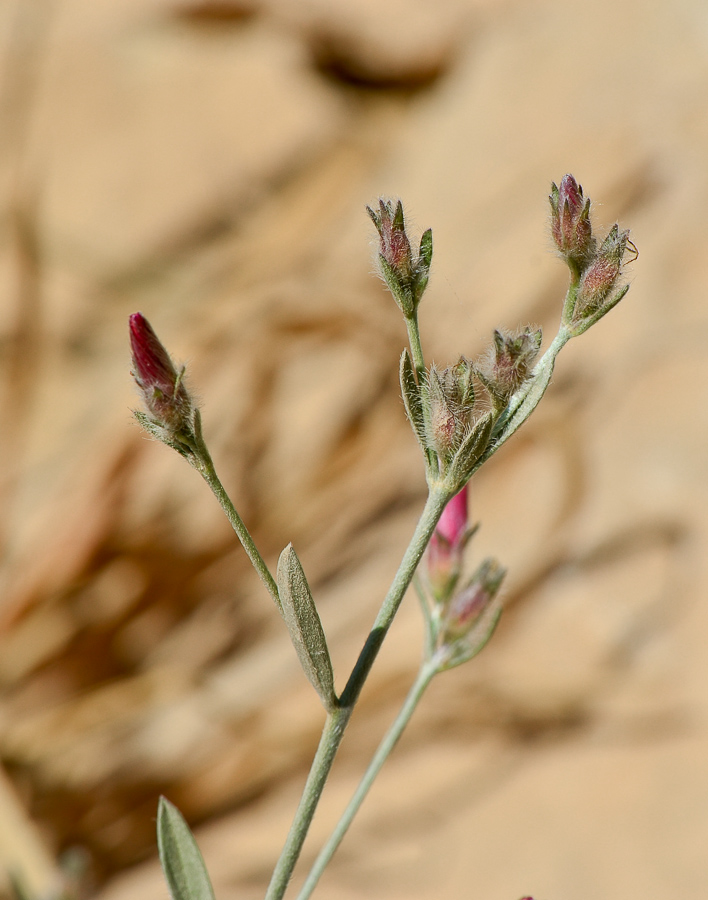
[449,412,494,487]
[399,349,427,452]
[157,797,216,900]
[418,228,433,271]
[277,544,337,711]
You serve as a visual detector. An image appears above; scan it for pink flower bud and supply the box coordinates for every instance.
[549,174,595,269]
[476,327,542,409]
[368,198,413,283]
[443,558,505,638]
[367,199,433,315]
[574,223,629,317]
[424,487,469,600]
[423,359,476,461]
[437,485,468,548]
[129,312,194,435]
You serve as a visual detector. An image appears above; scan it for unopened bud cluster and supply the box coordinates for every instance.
[368,199,433,318]
[421,486,505,670]
[550,174,633,333]
[404,323,541,487]
[476,327,542,412]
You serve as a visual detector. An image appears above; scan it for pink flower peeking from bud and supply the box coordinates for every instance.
[129,312,194,436]
[436,485,468,548]
[424,486,469,600]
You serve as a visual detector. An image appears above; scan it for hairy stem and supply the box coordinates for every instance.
[192,418,280,610]
[296,660,438,900]
[404,312,426,383]
[339,488,448,708]
[404,313,439,478]
[264,488,449,900]
[264,709,350,900]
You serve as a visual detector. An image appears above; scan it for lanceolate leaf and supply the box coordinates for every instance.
[399,349,427,451]
[418,227,433,271]
[277,545,337,711]
[157,797,216,900]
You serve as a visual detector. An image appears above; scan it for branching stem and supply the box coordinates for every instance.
[263,488,449,900]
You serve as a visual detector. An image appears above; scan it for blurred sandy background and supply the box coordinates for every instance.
[1,0,707,898]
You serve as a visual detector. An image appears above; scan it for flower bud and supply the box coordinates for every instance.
[476,327,542,410]
[367,199,433,316]
[424,487,469,600]
[422,358,476,461]
[431,557,505,670]
[573,223,630,318]
[442,558,505,640]
[129,312,194,438]
[549,174,595,270]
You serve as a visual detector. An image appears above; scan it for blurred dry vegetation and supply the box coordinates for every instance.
[1,1,708,899]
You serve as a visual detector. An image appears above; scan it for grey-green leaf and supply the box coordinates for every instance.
[418,228,433,271]
[157,797,216,900]
[399,349,427,452]
[277,544,337,711]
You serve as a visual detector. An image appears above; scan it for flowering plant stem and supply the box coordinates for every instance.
[404,312,426,382]
[137,177,633,900]
[264,487,449,900]
[295,659,438,900]
[190,414,281,610]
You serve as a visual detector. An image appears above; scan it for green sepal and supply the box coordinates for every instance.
[157,797,217,900]
[418,228,433,271]
[414,228,433,304]
[449,412,494,487]
[569,284,630,336]
[392,199,405,230]
[436,602,503,672]
[133,410,196,463]
[277,544,338,712]
[378,254,414,317]
[399,349,428,452]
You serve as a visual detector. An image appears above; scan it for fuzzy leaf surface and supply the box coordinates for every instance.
[157,797,216,900]
[399,349,427,450]
[277,544,337,710]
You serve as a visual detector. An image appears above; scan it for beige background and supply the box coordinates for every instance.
[1,1,707,899]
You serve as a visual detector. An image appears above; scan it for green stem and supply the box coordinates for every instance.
[263,488,449,900]
[476,327,570,472]
[404,312,426,383]
[404,312,439,478]
[265,708,351,900]
[560,279,580,326]
[339,487,448,708]
[192,418,280,610]
[295,660,438,900]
